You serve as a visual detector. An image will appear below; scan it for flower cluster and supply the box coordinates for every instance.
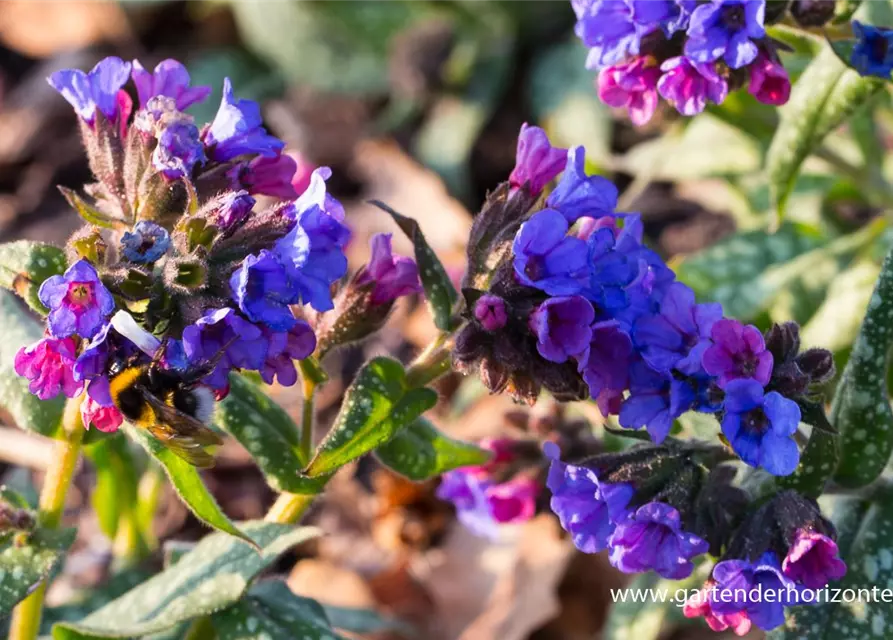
[16,56,419,458]
[447,123,845,634]
[572,0,796,124]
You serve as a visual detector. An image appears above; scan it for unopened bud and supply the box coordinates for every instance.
[790,0,835,27]
[474,294,508,331]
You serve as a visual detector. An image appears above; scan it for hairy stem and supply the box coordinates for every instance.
[9,397,84,640]
[405,333,454,388]
[299,376,316,465]
[264,492,317,524]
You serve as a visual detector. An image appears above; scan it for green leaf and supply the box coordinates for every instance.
[766,45,885,219]
[0,240,66,314]
[52,522,321,639]
[322,605,410,636]
[675,223,823,321]
[370,200,459,331]
[217,374,327,494]
[0,292,65,437]
[833,242,893,488]
[375,417,490,481]
[58,187,120,230]
[84,434,141,540]
[123,423,252,544]
[212,580,344,640]
[305,357,438,478]
[0,527,76,616]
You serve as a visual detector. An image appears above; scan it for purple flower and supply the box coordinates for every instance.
[702,318,773,388]
[585,227,635,311]
[684,0,765,69]
[619,359,677,443]
[572,0,645,69]
[851,21,893,79]
[545,147,619,223]
[782,530,847,588]
[711,553,798,631]
[39,260,116,339]
[204,78,284,162]
[260,322,316,387]
[721,379,801,476]
[355,233,422,305]
[545,442,634,553]
[153,120,205,179]
[608,502,708,579]
[508,124,567,195]
[229,250,300,332]
[121,221,171,263]
[657,57,729,116]
[631,0,696,36]
[131,58,212,111]
[512,209,589,296]
[473,294,508,331]
[632,282,722,374]
[182,308,268,388]
[275,203,350,313]
[577,321,633,415]
[529,296,594,364]
[73,322,118,406]
[598,57,661,126]
[213,190,256,230]
[228,151,299,200]
[47,57,132,124]
[436,469,499,539]
[748,52,791,105]
[14,336,82,400]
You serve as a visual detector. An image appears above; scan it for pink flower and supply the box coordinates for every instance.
[508,124,567,196]
[289,151,316,196]
[228,151,299,200]
[473,295,508,331]
[748,53,791,105]
[598,57,661,126]
[14,336,82,400]
[81,395,123,433]
[782,530,847,588]
[355,233,422,305]
[683,585,753,636]
[657,57,728,116]
[486,476,539,524]
[702,318,774,388]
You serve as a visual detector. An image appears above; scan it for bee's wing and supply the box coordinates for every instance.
[138,386,223,468]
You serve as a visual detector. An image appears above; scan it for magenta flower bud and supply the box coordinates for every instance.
[478,437,516,465]
[214,191,256,230]
[473,294,508,331]
[289,151,316,196]
[81,395,124,433]
[228,151,300,200]
[508,124,567,196]
[683,582,753,635]
[486,476,539,524]
[782,530,847,588]
[748,53,791,106]
[598,57,661,126]
[355,233,422,305]
[657,57,728,116]
[14,336,82,400]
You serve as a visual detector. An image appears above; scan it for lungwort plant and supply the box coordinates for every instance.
[1,1,893,638]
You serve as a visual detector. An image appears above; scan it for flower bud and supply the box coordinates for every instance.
[163,257,208,293]
[473,294,508,331]
[66,226,107,266]
[790,0,836,27]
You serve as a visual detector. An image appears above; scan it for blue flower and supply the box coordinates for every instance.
[153,121,205,179]
[274,204,350,313]
[546,147,619,223]
[229,250,300,332]
[121,221,172,263]
[631,0,697,37]
[131,58,212,111]
[47,57,132,124]
[608,501,708,579]
[632,282,722,374]
[260,322,316,386]
[721,379,801,476]
[584,227,635,310]
[577,321,633,416]
[204,78,284,162]
[572,0,646,69]
[710,553,800,631]
[545,442,634,553]
[619,358,678,443]
[293,167,346,222]
[39,260,116,339]
[684,0,765,69]
[181,308,268,389]
[851,21,893,78]
[512,209,589,295]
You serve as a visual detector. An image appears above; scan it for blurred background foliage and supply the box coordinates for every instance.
[1,1,892,639]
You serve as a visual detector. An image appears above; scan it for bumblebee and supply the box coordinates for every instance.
[108,345,223,468]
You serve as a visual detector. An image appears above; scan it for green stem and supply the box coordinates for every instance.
[264,492,317,524]
[405,333,453,388]
[299,375,316,465]
[9,397,84,640]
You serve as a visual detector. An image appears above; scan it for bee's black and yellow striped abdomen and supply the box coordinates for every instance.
[108,366,156,427]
